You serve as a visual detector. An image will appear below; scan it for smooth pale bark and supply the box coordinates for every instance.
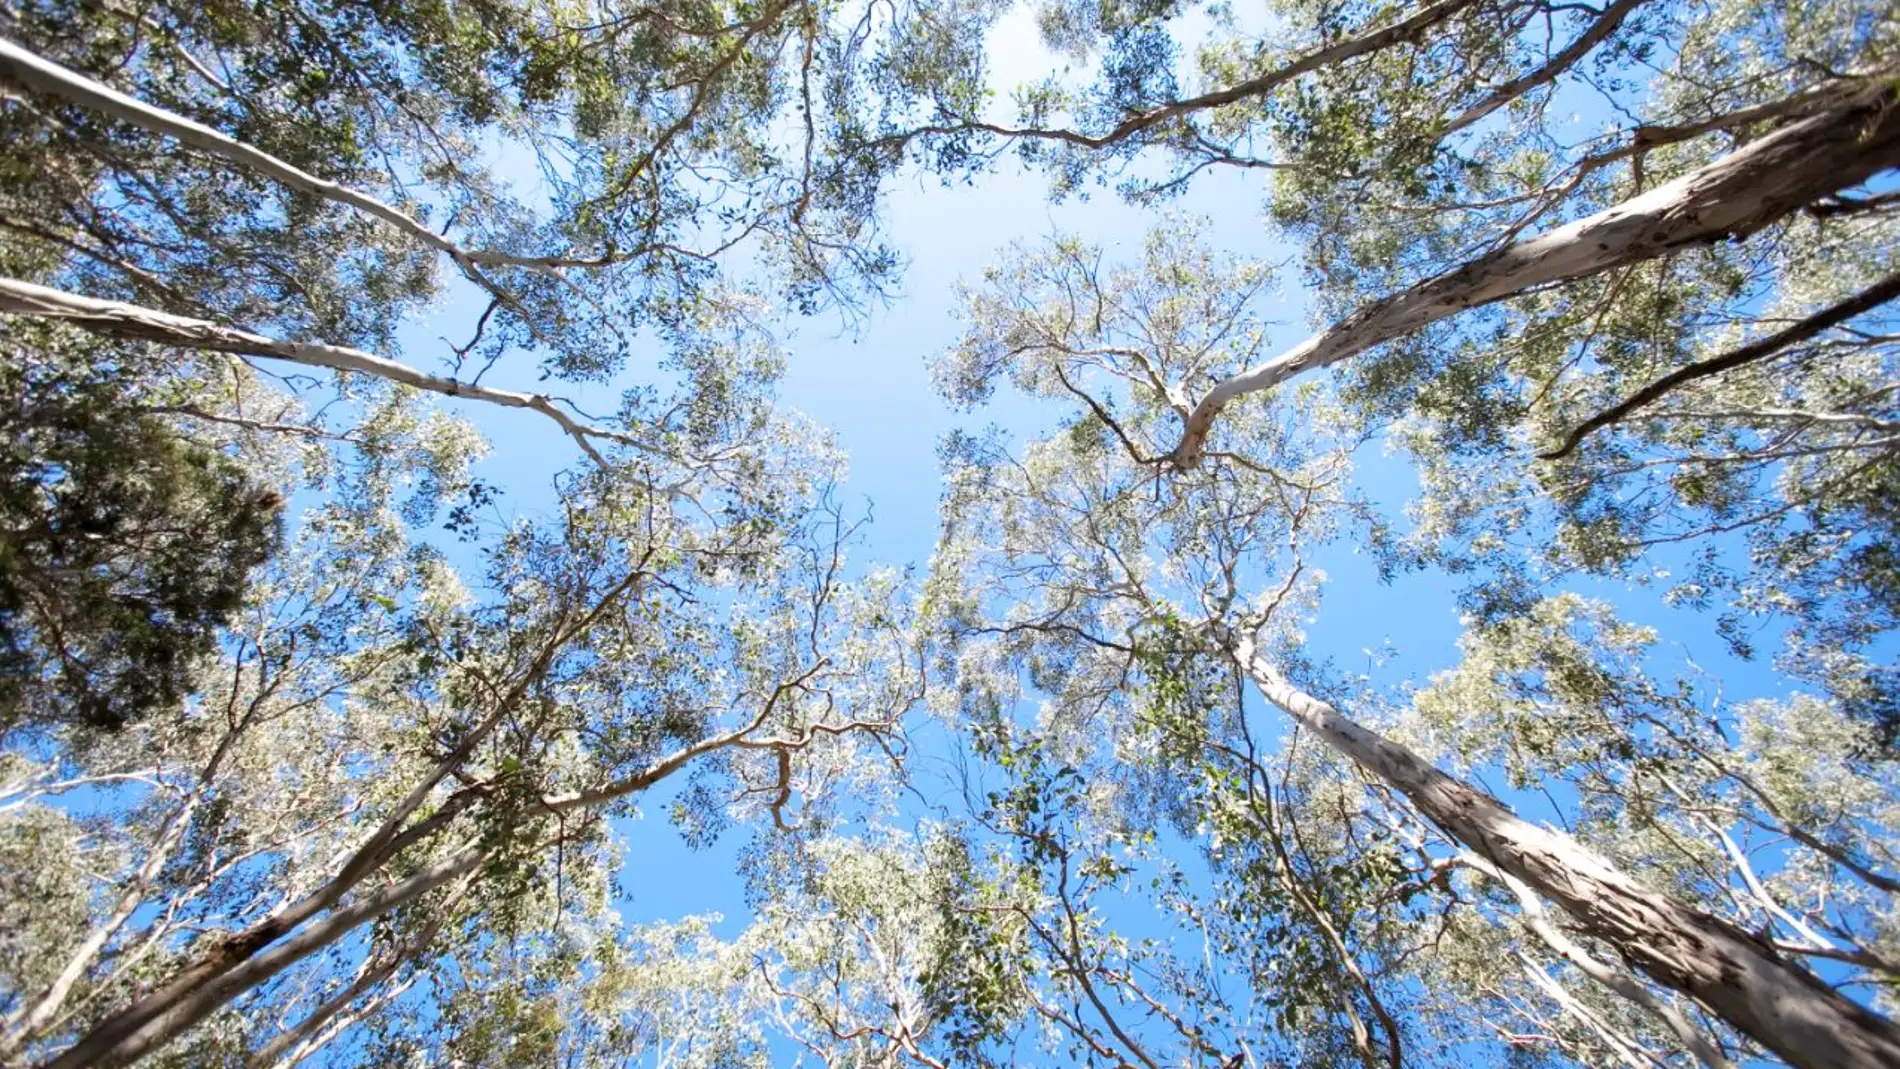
[244,952,406,1068]
[1171,84,1900,467]
[1518,955,1656,1069]
[0,276,639,463]
[0,37,600,274]
[37,792,481,1069]
[1228,632,1900,1069]
[0,726,244,1058]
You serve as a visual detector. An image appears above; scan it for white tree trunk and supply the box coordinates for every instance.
[1171,84,1900,467]
[36,659,841,1066]
[0,276,638,463]
[0,37,586,273]
[1460,852,1732,1069]
[1228,632,1900,1069]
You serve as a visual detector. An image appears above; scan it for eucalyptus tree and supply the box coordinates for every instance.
[1382,156,1900,745]
[0,0,992,1062]
[0,0,989,772]
[0,300,928,1067]
[1404,596,1900,1025]
[0,0,997,441]
[929,225,1900,1068]
[900,0,1900,1053]
[593,734,1427,1069]
[899,0,1900,737]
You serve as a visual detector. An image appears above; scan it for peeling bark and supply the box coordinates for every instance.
[1461,852,1732,1069]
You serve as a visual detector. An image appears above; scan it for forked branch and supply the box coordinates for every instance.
[1540,270,1900,459]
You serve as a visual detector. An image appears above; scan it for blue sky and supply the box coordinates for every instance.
[370,10,1836,1053]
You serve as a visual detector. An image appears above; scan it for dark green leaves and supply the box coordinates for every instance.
[0,331,280,734]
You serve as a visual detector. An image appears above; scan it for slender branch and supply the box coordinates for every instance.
[1463,853,1732,1069]
[1539,269,1900,458]
[542,660,831,812]
[1806,190,1900,218]
[1438,0,1649,138]
[1700,818,1835,952]
[1051,363,1162,467]
[0,276,643,465]
[1518,953,1663,1069]
[243,903,454,1068]
[1025,851,1162,1069]
[0,37,611,275]
[269,972,421,1068]
[878,0,1486,153]
[47,846,485,1069]
[1634,715,1900,896]
[140,404,365,443]
[1773,942,1900,977]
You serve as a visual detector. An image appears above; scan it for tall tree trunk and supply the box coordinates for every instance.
[1171,82,1900,467]
[1227,632,1900,1069]
[34,660,825,1066]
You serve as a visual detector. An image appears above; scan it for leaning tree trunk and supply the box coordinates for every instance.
[1171,81,1900,467]
[1227,633,1900,1069]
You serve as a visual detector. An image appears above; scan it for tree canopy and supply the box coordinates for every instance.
[1,0,1898,1065]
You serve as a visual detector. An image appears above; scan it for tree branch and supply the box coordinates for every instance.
[1437,0,1649,138]
[0,275,644,465]
[0,37,613,276]
[1168,81,1900,468]
[1539,269,1900,459]
[1462,853,1732,1069]
[47,846,485,1069]
[877,0,1486,153]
